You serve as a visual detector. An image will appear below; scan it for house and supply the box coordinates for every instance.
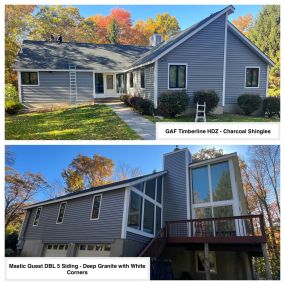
[14,5,274,113]
[18,148,271,280]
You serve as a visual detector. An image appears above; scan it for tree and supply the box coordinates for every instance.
[115,163,143,181]
[232,14,253,35]
[62,154,114,193]
[5,5,36,84]
[192,147,224,162]
[108,19,120,44]
[248,6,280,96]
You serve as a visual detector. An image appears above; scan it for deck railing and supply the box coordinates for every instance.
[139,215,266,257]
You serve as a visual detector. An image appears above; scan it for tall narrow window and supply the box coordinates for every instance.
[95,73,104,93]
[33,207,42,226]
[116,74,125,93]
[143,200,154,234]
[245,67,259,87]
[145,178,156,199]
[169,65,186,89]
[140,69,145,88]
[21,72,39,85]
[128,191,142,229]
[91,195,102,220]
[192,166,210,204]
[56,202,67,224]
[129,72,134,88]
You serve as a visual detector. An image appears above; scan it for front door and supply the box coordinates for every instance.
[104,74,115,97]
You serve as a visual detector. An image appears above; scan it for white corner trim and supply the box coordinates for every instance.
[185,150,191,219]
[266,65,270,97]
[222,13,228,106]
[244,66,260,88]
[167,63,188,90]
[121,188,130,239]
[154,61,158,108]
[90,194,102,221]
[17,71,22,103]
[56,201,67,224]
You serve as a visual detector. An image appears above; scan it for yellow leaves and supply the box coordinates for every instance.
[232,14,253,36]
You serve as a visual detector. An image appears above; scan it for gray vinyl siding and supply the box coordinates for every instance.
[163,150,189,222]
[157,14,226,106]
[125,63,154,102]
[225,30,268,104]
[126,232,151,245]
[23,189,125,244]
[21,71,93,103]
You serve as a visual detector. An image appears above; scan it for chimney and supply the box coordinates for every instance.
[163,148,192,222]
[149,33,163,47]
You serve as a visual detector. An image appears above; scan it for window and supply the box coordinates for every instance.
[196,251,217,274]
[143,200,154,234]
[192,166,210,204]
[156,177,162,203]
[116,74,125,93]
[245,67,259,87]
[56,202,67,224]
[140,69,145,88]
[127,191,142,229]
[155,206,162,234]
[95,73,104,93]
[211,162,232,201]
[90,195,102,220]
[106,75,114,89]
[21,72,39,85]
[33,207,42,226]
[129,72,134,88]
[145,179,156,199]
[169,64,186,89]
[133,182,144,192]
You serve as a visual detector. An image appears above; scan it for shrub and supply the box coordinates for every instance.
[158,91,188,118]
[5,84,23,115]
[136,98,154,115]
[129,96,141,108]
[120,95,130,106]
[5,248,16,257]
[237,94,262,115]
[263,96,280,118]
[193,90,219,113]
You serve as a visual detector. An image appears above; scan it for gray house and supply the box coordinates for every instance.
[14,5,274,113]
[18,148,271,280]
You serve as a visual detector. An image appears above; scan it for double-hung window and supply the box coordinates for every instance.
[90,195,102,220]
[56,202,67,224]
[129,72,134,88]
[245,67,259,87]
[21,72,39,85]
[140,69,145,89]
[169,64,186,89]
[33,207,42,226]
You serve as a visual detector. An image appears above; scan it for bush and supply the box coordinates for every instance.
[193,90,219,113]
[263,96,280,118]
[136,98,154,115]
[120,94,132,106]
[237,94,262,115]
[5,84,23,115]
[158,91,188,118]
[129,96,141,108]
[5,248,16,257]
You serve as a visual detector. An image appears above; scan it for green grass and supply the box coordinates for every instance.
[5,105,140,140]
[145,113,280,123]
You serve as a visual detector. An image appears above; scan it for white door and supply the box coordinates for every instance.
[76,244,111,257]
[44,244,68,257]
[104,74,115,97]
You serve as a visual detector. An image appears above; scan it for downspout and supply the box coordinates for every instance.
[17,71,22,103]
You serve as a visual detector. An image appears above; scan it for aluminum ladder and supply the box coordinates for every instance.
[69,64,77,106]
[195,102,206,122]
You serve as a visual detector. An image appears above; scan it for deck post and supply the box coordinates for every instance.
[204,243,211,280]
[261,243,272,280]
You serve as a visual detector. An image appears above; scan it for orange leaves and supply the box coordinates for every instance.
[232,14,253,35]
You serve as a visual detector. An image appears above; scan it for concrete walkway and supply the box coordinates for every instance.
[105,102,156,140]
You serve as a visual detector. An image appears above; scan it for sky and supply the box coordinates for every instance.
[70,5,262,29]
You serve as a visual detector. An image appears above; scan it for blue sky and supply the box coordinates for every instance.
[71,5,262,29]
[8,145,249,188]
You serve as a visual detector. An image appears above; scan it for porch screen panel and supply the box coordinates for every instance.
[210,162,233,201]
[116,74,125,93]
[95,73,104,93]
[156,177,162,203]
[155,207,162,234]
[143,200,154,234]
[145,178,156,199]
[127,192,142,230]
[192,166,210,204]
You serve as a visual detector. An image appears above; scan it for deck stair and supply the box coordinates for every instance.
[69,64,78,106]
[195,102,206,122]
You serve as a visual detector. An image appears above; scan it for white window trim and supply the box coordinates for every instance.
[244,66,260,88]
[33,207,42,227]
[56,202,67,224]
[90,194,102,221]
[21,71,40,86]
[168,63,188,90]
[195,251,217,274]
[140,69,146,90]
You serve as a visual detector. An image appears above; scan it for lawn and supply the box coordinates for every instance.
[145,113,280,123]
[5,105,140,140]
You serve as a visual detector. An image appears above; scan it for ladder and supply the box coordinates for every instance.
[195,102,206,122]
[69,64,77,106]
